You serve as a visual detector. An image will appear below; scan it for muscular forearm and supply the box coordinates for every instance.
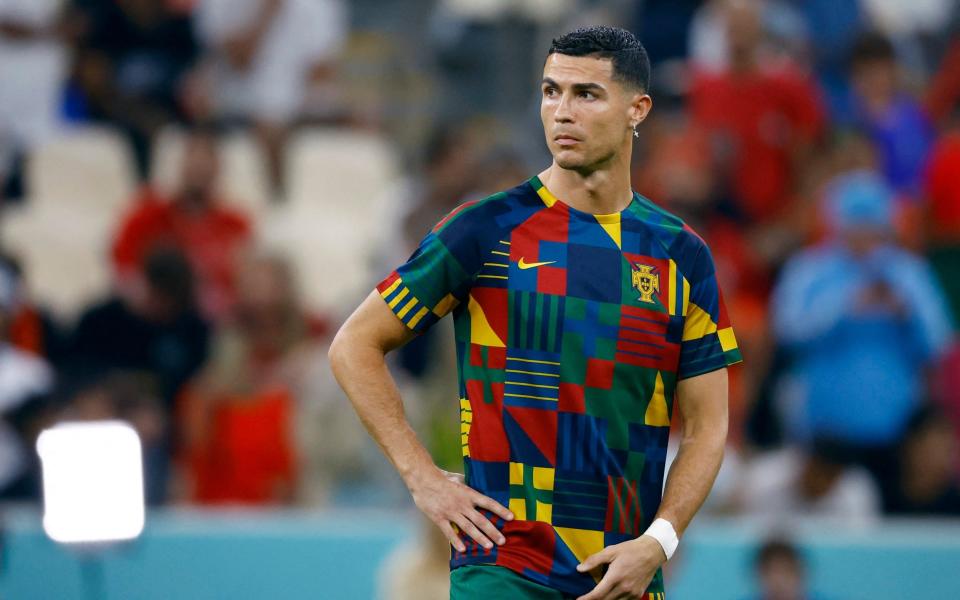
[653,369,729,538]
[327,334,437,488]
[654,428,725,537]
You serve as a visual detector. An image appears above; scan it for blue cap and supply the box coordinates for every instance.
[825,170,895,232]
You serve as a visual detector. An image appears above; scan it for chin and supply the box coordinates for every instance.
[553,150,587,170]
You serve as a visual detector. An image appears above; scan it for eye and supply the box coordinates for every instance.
[579,90,596,99]
[543,86,557,97]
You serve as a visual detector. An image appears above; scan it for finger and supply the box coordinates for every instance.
[466,508,506,545]
[438,520,465,553]
[471,492,514,521]
[576,547,613,573]
[576,570,618,600]
[453,514,494,550]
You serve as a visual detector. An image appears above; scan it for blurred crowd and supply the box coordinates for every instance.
[1,0,959,555]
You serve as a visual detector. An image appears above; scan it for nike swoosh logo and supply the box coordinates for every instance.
[518,257,556,270]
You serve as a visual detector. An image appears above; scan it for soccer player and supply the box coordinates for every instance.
[329,26,741,600]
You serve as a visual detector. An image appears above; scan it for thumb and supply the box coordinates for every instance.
[576,548,611,573]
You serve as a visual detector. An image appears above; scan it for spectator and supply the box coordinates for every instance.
[0,263,54,500]
[772,170,953,483]
[923,127,960,323]
[55,369,169,504]
[883,404,960,515]
[111,126,253,321]
[688,0,824,229]
[71,247,209,410]
[0,0,69,201]
[0,253,67,363]
[736,438,881,527]
[192,0,347,195]
[176,253,323,505]
[69,0,200,179]
[847,31,935,197]
[746,537,825,600]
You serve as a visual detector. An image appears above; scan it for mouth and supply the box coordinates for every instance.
[554,135,580,146]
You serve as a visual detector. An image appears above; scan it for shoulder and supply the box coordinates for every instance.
[430,179,544,241]
[627,193,712,277]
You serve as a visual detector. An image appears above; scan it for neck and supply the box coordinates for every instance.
[538,148,634,215]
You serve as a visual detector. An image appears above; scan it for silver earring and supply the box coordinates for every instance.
[633,126,639,138]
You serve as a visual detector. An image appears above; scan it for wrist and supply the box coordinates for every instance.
[641,518,679,561]
[400,460,441,492]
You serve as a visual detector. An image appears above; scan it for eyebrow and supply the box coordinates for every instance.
[541,78,606,93]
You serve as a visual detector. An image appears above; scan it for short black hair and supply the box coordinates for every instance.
[755,537,804,572]
[548,26,651,92]
[850,31,896,69]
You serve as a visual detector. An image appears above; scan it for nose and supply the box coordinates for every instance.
[554,91,574,124]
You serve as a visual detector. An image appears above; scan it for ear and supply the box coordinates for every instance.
[628,92,653,129]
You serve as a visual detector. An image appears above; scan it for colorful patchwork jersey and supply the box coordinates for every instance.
[376,175,742,598]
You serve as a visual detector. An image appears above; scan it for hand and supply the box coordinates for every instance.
[408,467,514,553]
[575,535,667,600]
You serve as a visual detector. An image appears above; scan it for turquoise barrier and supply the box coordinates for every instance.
[1,509,958,599]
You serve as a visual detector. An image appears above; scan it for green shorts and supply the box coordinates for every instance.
[450,565,574,600]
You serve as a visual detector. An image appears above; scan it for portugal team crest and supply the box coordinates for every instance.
[631,263,660,304]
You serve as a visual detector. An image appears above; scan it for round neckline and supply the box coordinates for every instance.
[529,175,636,223]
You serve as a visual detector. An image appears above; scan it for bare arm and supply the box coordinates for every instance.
[328,289,513,551]
[655,367,728,535]
[576,368,728,600]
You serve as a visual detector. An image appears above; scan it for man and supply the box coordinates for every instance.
[772,170,952,483]
[111,126,252,321]
[330,26,740,599]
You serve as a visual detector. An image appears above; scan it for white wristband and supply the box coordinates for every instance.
[642,518,679,560]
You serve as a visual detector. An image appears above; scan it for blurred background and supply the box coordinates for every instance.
[1,0,959,598]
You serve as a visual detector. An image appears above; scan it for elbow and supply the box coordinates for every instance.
[327,326,350,376]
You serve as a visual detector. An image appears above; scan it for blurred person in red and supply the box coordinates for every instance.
[923,119,960,325]
[67,0,200,179]
[883,404,960,516]
[176,252,326,505]
[688,0,825,234]
[111,125,252,321]
[745,537,825,600]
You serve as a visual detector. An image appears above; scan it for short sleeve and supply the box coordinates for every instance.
[375,200,492,334]
[678,240,743,380]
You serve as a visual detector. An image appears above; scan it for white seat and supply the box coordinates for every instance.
[259,204,380,315]
[151,126,272,216]
[275,128,398,313]
[26,125,136,217]
[284,128,396,221]
[1,203,112,319]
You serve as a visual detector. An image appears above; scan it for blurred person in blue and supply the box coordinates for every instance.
[772,170,953,485]
[846,32,935,198]
[745,537,826,600]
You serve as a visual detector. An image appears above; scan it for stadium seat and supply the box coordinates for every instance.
[26,125,136,216]
[151,126,272,215]
[0,203,112,319]
[284,127,396,222]
[272,128,397,313]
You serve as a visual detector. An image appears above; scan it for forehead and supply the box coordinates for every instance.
[542,53,615,85]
